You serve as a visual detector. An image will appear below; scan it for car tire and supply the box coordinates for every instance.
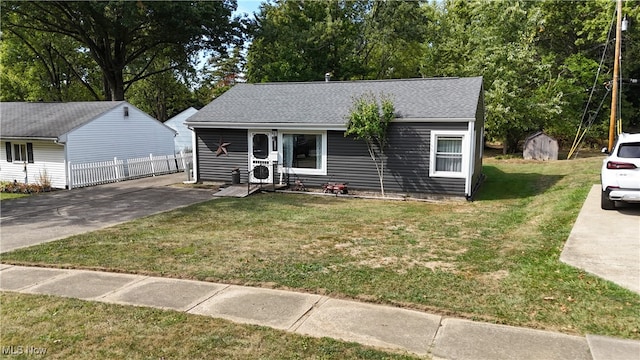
[601,188,616,210]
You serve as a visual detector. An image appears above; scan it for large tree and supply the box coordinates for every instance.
[245,0,430,82]
[246,0,361,82]
[126,67,197,122]
[0,30,100,102]
[197,47,246,101]
[1,1,242,101]
[426,0,640,151]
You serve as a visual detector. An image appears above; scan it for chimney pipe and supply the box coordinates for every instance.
[325,72,331,82]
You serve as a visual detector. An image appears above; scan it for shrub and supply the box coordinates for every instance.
[37,168,52,190]
[0,180,45,194]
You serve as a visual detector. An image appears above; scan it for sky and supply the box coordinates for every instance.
[235,0,263,18]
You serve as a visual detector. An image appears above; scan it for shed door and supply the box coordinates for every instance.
[249,131,275,183]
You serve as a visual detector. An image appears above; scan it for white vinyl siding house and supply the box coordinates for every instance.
[164,107,198,153]
[1,101,176,189]
[1,140,66,188]
[63,105,176,164]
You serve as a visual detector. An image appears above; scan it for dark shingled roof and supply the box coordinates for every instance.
[187,77,483,126]
[1,101,125,139]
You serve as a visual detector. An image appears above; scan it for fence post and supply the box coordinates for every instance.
[68,161,72,190]
[113,157,119,181]
[149,154,155,176]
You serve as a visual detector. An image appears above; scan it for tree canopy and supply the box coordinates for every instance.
[246,0,640,151]
[1,1,242,102]
[1,0,639,150]
[245,0,429,82]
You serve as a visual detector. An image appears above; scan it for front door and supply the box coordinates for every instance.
[249,131,275,183]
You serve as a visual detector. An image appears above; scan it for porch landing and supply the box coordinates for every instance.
[213,184,287,198]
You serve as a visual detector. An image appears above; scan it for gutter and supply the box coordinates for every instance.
[186,117,474,130]
[185,122,347,131]
[1,136,58,141]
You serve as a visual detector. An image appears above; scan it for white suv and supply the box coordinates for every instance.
[601,133,640,210]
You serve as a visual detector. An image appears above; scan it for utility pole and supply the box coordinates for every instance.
[608,0,622,152]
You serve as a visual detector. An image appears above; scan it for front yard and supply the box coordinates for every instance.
[2,155,639,350]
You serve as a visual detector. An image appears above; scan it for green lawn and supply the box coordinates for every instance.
[2,155,639,344]
[1,292,417,359]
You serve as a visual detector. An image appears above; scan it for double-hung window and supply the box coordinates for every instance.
[13,144,27,162]
[430,131,467,178]
[5,142,34,163]
[280,131,326,175]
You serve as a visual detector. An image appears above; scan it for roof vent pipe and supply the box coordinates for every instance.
[325,72,331,82]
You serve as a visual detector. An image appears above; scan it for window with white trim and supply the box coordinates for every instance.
[280,131,327,175]
[430,131,467,178]
[13,144,27,162]
[5,141,34,163]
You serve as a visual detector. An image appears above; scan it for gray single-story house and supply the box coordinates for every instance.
[185,77,485,199]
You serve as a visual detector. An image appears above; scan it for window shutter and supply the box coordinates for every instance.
[26,143,34,163]
[5,142,12,162]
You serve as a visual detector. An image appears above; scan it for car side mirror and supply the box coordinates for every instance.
[601,147,610,155]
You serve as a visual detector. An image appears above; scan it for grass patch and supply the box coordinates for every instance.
[0,192,29,201]
[0,292,417,359]
[3,156,639,340]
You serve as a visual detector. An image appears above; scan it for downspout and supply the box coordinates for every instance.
[54,137,68,189]
[189,127,198,183]
[465,120,475,200]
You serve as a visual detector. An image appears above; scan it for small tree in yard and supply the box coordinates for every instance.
[345,92,395,197]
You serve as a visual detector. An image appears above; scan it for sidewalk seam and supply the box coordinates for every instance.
[288,296,330,332]
[93,275,150,301]
[184,283,231,313]
[426,316,446,357]
[18,269,78,293]
[0,264,15,271]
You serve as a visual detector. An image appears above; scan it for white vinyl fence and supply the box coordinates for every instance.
[68,151,192,189]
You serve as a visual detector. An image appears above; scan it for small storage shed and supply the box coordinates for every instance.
[0,101,176,189]
[523,132,558,161]
[186,77,486,199]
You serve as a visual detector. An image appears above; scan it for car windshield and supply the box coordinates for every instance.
[617,142,640,158]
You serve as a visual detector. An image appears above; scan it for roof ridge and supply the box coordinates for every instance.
[244,76,482,86]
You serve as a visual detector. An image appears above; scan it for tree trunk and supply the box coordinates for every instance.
[503,134,520,154]
[367,145,385,197]
[111,69,125,100]
[102,70,125,101]
[379,156,385,197]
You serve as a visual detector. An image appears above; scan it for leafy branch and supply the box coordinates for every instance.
[345,92,395,196]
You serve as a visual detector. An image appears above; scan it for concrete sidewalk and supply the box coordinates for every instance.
[1,265,638,360]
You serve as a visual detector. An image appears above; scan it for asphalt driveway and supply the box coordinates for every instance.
[0,173,213,253]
